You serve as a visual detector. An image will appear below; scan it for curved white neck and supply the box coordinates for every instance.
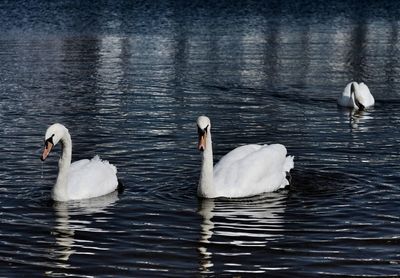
[350,90,358,108]
[52,131,72,201]
[198,131,216,198]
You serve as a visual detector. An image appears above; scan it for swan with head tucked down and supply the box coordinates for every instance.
[338,81,374,110]
[196,116,294,198]
[40,123,119,202]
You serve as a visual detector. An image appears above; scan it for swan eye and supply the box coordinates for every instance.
[44,134,55,147]
[197,125,209,135]
[197,126,205,135]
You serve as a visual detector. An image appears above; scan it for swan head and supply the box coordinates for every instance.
[40,123,68,161]
[197,116,211,152]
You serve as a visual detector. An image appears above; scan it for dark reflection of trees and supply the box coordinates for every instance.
[384,20,399,94]
[203,20,220,90]
[262,8,314,90]
[169,3,190,142]
[297,24,311,87]
[57,38,101,158]
[347,16,368,82]
[171,2,189,105]
[263,23,281,88]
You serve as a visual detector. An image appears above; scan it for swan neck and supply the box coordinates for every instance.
[198,131,215,198]
[52,130,72,201]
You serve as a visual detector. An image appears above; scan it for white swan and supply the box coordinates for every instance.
[337,81,375,109]
[196,116,294,198]
[40,123,119,202]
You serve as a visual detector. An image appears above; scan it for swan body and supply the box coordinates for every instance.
[41,123,118,202]
[338,81,374,109]
[196,116,294,198]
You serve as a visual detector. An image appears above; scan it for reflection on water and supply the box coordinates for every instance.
[47,192,119,275]
[349,109,374,131]
[198,193,287,274]
[338,107,375,132]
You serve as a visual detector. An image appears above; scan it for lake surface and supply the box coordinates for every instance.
[0,0,399,276]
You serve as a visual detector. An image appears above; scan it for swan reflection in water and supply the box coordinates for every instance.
[47,191,119,274]
[349,109,374,132]
[338,107,374,132]
[197,191,288,274]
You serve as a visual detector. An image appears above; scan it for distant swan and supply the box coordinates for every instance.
[338,81,375,109]
[196,116,294,198]
[40,123,118,202]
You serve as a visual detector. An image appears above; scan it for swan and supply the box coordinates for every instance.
[196,116,294,198]
[337,81,375,109]
[40,123,119,202]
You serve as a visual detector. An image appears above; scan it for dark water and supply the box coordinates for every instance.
[0,0,399,276]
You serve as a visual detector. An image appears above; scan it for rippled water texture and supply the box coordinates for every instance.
[0,0,399,276]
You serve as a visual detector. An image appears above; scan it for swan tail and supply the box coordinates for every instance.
[92,155,117,174]
[284,155,294,173]
[280,156,294,189]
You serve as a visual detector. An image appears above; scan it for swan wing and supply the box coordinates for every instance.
[214,144,293,198]
[357,82,375,107]
[67,155,118,200]
[215,144,261,170]
[69,159,91,172]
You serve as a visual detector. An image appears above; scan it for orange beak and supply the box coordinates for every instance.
[198,133,206,152]
[40,141,53,161]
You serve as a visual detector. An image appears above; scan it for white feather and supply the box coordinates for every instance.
[214,144,294,198]
[67,155,118,200]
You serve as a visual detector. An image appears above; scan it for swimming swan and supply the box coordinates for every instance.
[196,116,294,198]
[337,81,375,110]
[40,123,118,201]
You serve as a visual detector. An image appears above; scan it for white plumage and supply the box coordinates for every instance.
[66,155,117,200]
[196,116,294,198]
[41,123,118,201]
[214,144,293,197]
[338,81,375,109]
